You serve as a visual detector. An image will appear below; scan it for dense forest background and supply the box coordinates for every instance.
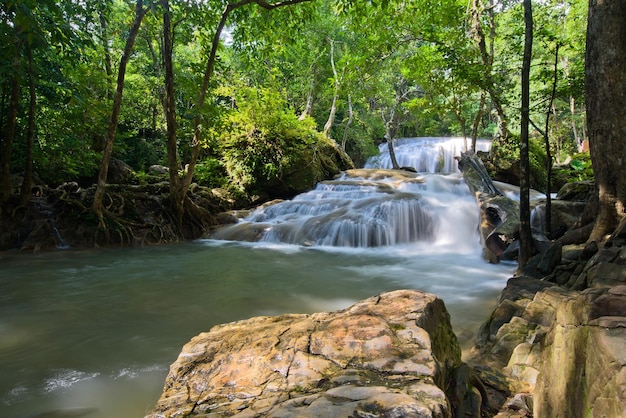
[0,0,592,249]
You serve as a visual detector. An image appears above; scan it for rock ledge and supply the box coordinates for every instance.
[146,289,464,418]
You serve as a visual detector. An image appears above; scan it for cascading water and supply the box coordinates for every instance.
[365,136,492,172]
[210,137,492,250]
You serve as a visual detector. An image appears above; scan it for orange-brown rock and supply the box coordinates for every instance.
[146,290,463,418]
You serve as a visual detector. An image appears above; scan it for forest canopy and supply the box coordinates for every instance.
[0,0,587,186]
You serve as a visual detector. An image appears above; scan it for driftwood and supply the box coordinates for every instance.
[458,152,520,263]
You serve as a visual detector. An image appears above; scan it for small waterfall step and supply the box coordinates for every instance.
[366,137,491,173]
[210,168,475,248]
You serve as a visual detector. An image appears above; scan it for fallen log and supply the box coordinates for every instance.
[458,152,520,263]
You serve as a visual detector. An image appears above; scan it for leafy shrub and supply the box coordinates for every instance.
[215,83,350,197]
[193,158,228,188]
[568,152,594,181]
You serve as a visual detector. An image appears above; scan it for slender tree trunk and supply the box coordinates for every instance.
[542,44,559,237]
[299,78,315,121]
[382,77,407,170]
[91,6,115,152]
[0,41,21,205]
[563,57,581,152]
[570,96,580,152]
[341,94,353,151]
[21,43,36,205]
[99,9,114,99]
[323,38,340,138]
[586,0,626,241]
[454,107,467,150]
[161,0,179,191]
[518,0,533,269]
[471,92,486,152]
[92,0,148,225]
[469,0,511,141]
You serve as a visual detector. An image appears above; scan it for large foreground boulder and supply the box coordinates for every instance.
[146,290,467,418]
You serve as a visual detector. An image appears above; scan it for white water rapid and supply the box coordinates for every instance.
[365,136,492,172]
[211,137,492,250]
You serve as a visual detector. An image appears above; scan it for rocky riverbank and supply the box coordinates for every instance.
[145,240,625,418]
[145,290,486,418]
[145,169,624,417]
[466,228,626,417]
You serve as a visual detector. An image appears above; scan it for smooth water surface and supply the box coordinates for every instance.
[0,240,513,418]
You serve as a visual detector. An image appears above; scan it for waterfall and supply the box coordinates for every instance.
[31,196,70,249]
[210,137,491,249]
[365,137,491,172]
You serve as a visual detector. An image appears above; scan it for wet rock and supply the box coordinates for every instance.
[555,180,595,202]
[146,290,464,418]
[533,287,626,417]
[470,255,626,417]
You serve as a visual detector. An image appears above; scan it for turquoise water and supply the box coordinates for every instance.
[0,239,512,418]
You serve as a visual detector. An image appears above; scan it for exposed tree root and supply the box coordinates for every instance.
[1,182,222,252]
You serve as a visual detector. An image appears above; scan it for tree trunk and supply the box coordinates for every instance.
[0,43,21,205]
[323,38,340,138]
[386,136,400,170]
[471,92,485,152]
[21,43,36,205]
[586,0,626,241]
[469,0,511,141]
[518,0,533,269]
[0,7,24,206]
[542,45,559,237]
[92,0,148,226]
[161,0,180,193]
[382,77,407,170]
[299,77,315,121]
[341,94,353,151]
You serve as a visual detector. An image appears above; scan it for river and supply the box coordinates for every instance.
[0,137,515,418]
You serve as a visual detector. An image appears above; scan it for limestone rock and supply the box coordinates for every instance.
[146,290,463,418]
[470,274,626,417]
[533,287,626,417]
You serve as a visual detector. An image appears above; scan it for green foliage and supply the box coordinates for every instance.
[552,151,593,188]
[1,0,592,202]
[215,82,336,196]
[568,152,593,181]
[193,158,228,189]
[491,136,549,192]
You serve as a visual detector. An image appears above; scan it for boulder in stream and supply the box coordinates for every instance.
[146,290,472,418]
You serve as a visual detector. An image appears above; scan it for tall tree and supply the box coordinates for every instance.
[468,0,512,141]
[162,0,314,233]
[20,42,36,204]
[0,3,25,205]
[92,0,149,227]
[518,0,533,268]
[585,0,626,241]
